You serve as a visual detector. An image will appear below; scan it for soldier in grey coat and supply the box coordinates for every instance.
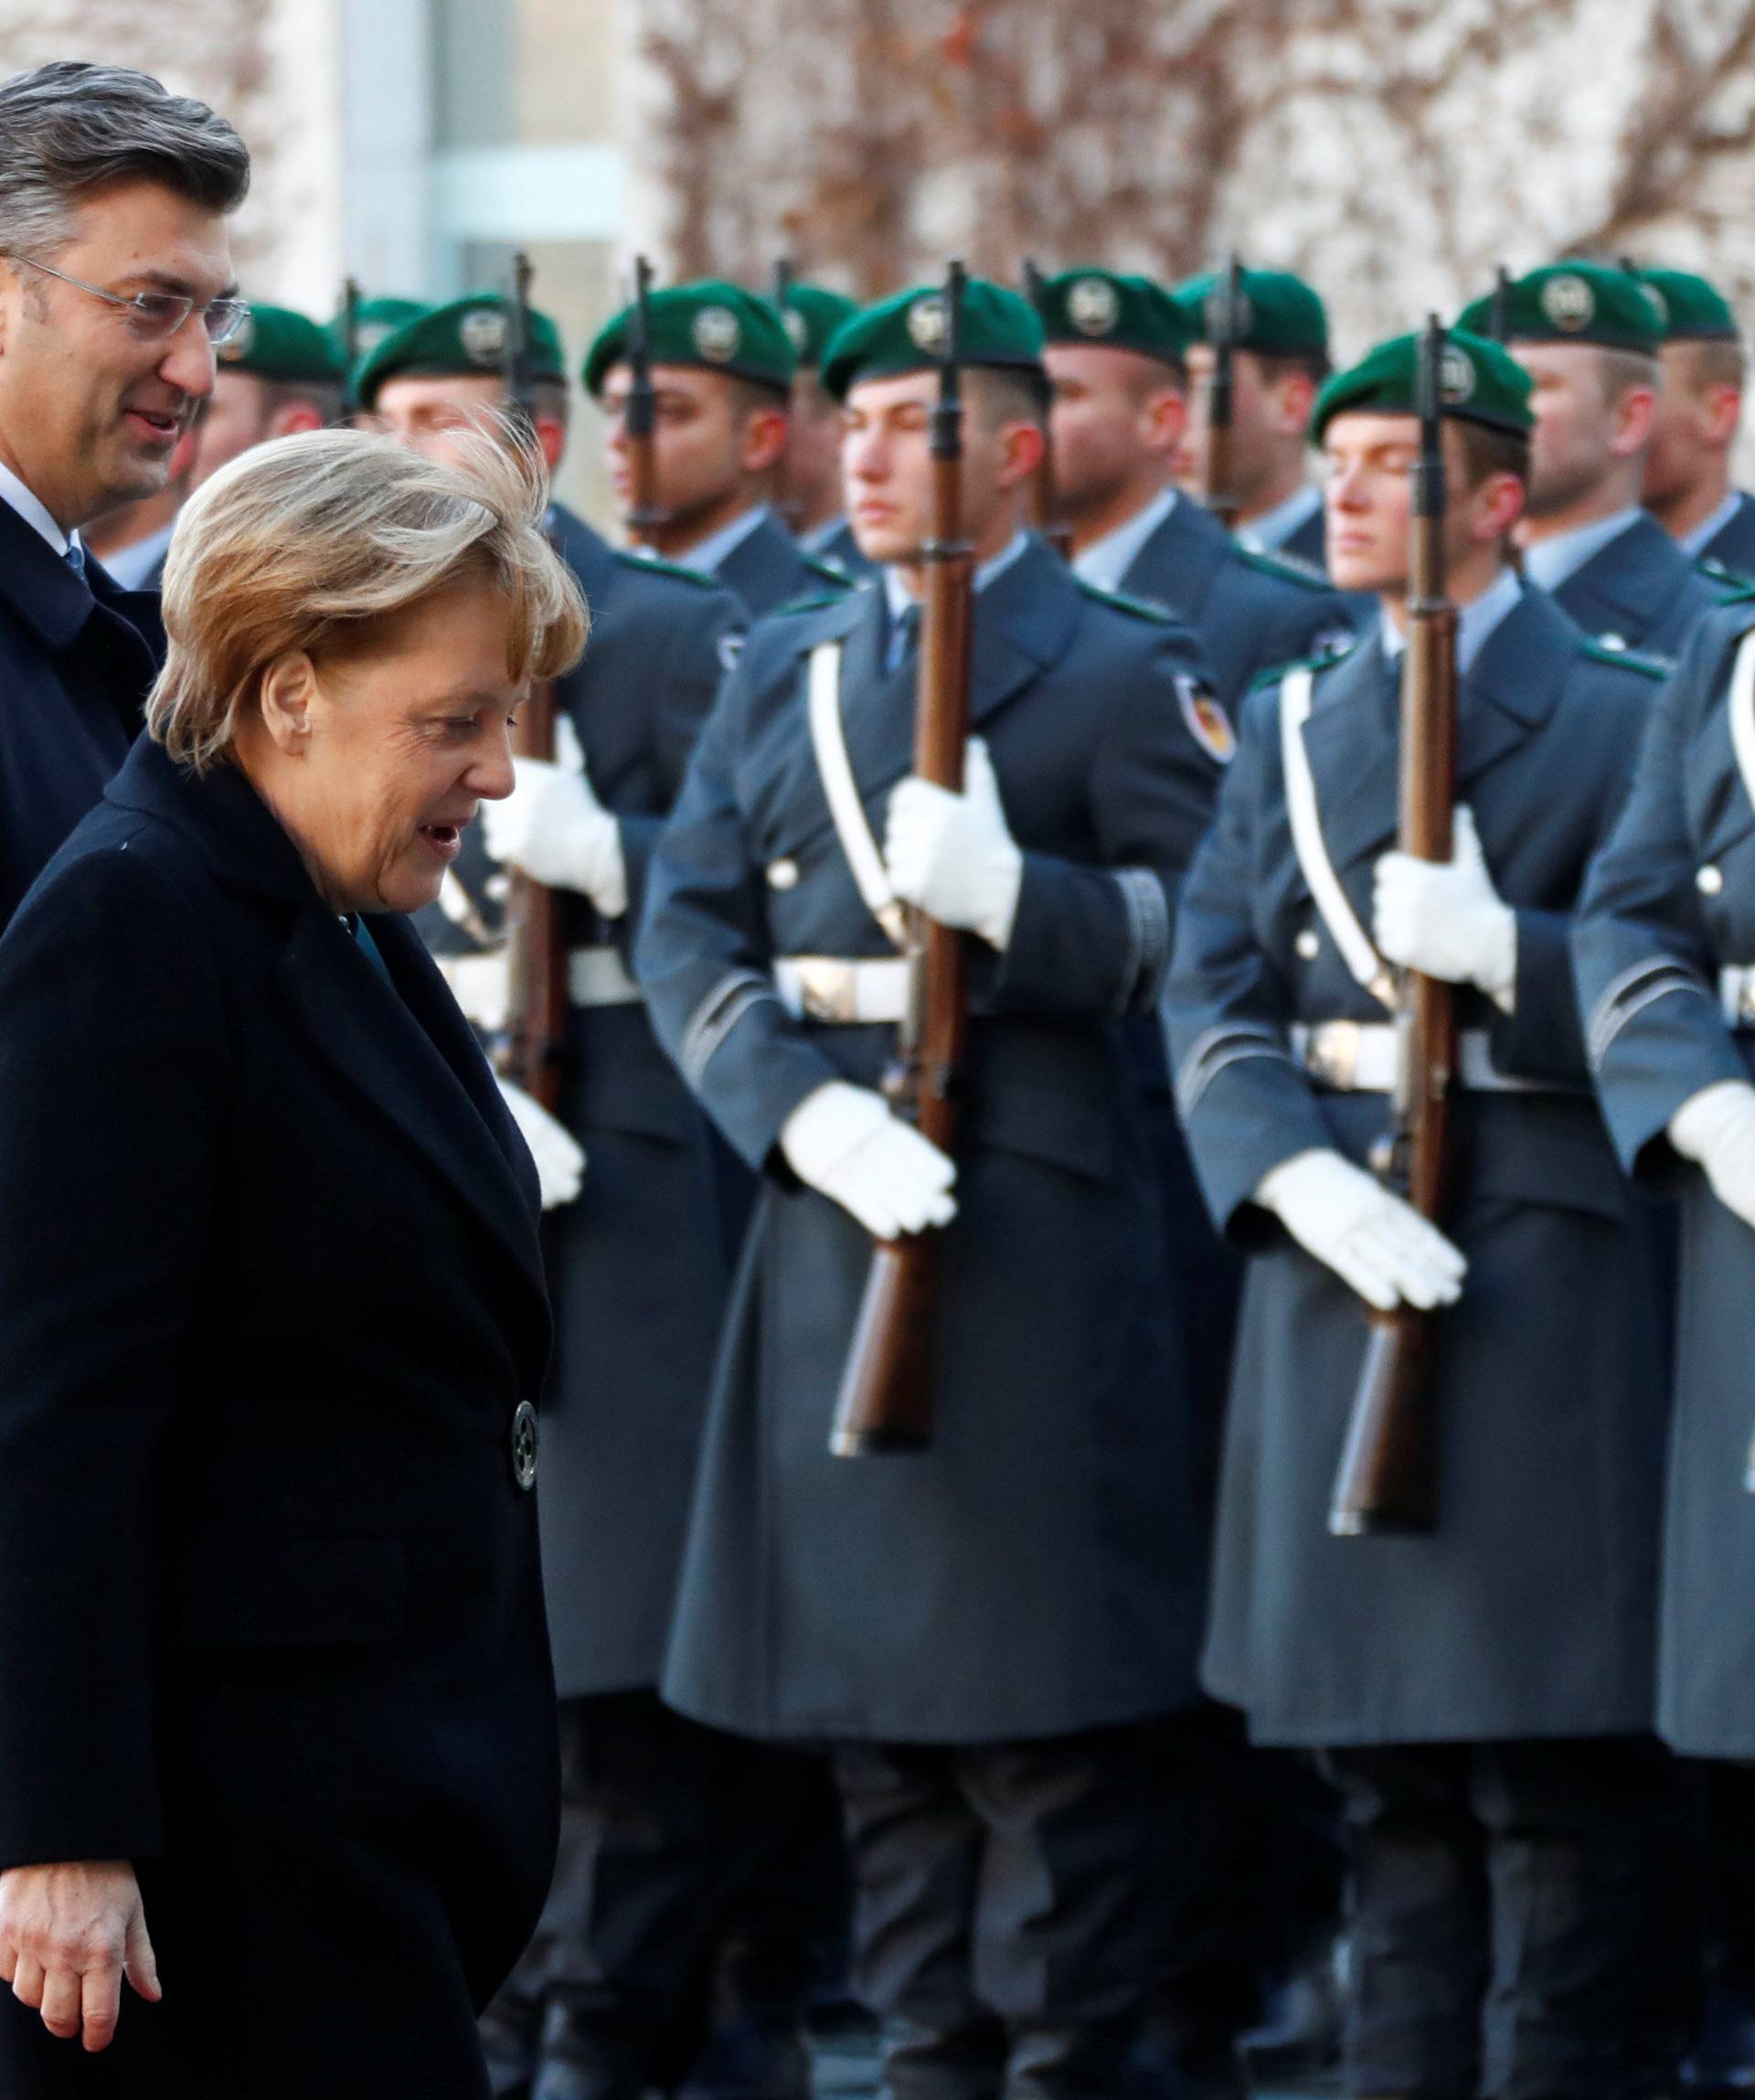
[1166,328,1696,2100]
[640,280,1251,2100]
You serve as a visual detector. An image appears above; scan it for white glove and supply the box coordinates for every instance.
[482,719,627,919]
[1669,1079,1755,1231]
[780,1080,957,1239]
[1256,1147,1467,1311]
[884,738,1023,951]
[1373,807,1517,1011]
[496,1077,586,1210]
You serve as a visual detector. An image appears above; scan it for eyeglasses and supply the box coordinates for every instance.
[7,254,250,346]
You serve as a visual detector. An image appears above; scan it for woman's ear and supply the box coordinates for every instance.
[258,652,319,756]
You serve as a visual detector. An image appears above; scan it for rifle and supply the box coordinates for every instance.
[1198,251,1244,528]
[1327,314,1460,1537]
[623,255,664,548]
[1019,259,1072,560]
[830,261,976,1457]
[1487,264,1513,344]
[339,275,363,419]
[495,251,569,1116]
[771,257,804,533]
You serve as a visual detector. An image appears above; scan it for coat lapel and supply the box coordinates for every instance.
[277,904,547,1301]
[1118,497,1232,622]
[1551,515,1679,643]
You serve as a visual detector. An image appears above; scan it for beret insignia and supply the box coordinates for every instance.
[1177,675,1236,765]
[782,306,808,353]
[907,294,949,353]
[1641,280,1669,325]
[693,304,741,362]
[218,308,255,363]
[1439,343,1477,404]
[1540,272,1596,333]
[356,318,395,357]
[460,307,508,365]
[1068,275,1121,336]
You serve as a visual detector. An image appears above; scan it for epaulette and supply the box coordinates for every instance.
[612,549,723,590]
[1581,636,1670,679]
[1245,630,1359,696]
[1073,578,1174,623]
[1697,552,1755,601]
[771,590,849,619]
[800,550,858,591]
[1234,543,1335,592]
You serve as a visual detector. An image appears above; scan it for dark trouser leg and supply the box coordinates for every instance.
[1473,1735,1697,2100]
[680,1736,840,2098]
[1325,1743,1487,2099]
[834,1741,1008,2100]
[495,1691,720,2097]
[964,1715,1245,2099]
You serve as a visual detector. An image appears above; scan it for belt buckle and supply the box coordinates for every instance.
[1308,1019,1359,1090]
[795,959,856,1025]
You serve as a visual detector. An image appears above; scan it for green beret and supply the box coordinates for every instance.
[773,282,859,368]
[217,304,344,386]
[1312,327,1534,443]
[1633,267,1740,343]
[1030,269,1191,368]
[356,294,565,409]
[820,279,1046,402]
[327,295,428,368]
[583,281,797,397]
[1457,261,1663,354]
[1174,267,1328,357]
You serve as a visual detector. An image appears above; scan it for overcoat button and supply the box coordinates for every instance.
[1698,865,1725,896]
[767,858,800,890]
[1294,929,1321,960]
[511,1400,539,1490]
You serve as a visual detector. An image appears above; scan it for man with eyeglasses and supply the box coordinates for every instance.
[0,60,249,933]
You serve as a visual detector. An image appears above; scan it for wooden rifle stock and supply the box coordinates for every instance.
[1019,261,1072,560]
[831,263,975,1458]
[624,256,664,547]
[1328,315,1460,1537]
[495,252,569,1115]
[1199,251,1243,528]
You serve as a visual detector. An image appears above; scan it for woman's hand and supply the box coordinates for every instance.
[0,1860,160,2052]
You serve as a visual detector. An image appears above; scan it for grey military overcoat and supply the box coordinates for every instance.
[1166,586,1672,1747]
[637,538,1226,1743]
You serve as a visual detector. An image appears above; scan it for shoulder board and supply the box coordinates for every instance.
[611,549,723,590]
[1581,636,1670,679]
[1697,552,1755,601]
[1245,631,1360,696]
[1234,543,1334,592]
[1073,579,1174,623]
[770,590,849,619]
[800,550,857,591]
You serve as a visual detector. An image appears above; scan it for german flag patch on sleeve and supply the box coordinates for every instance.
[1177,676,1237,764]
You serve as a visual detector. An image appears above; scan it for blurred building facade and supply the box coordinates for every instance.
[6,0,1755,514]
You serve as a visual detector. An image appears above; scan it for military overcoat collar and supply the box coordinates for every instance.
[1299,582,1579,876]
[1118,495,1232,618]
[104,738,546,1303]
[548,500,619,605]
[835,534,1080,795]
[1551,511,1689,642]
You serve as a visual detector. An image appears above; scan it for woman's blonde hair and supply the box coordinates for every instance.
[147,418,590,771]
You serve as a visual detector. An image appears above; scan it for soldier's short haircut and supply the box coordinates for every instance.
[1595,345,1662,407]
[1684,338,1747,395]
[968,365,1053,432]
[0,60,250,261]
[726,374,792,425]
[1254,347,1333,389]
[1453,419,1530,490]
[258,377,346,431]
